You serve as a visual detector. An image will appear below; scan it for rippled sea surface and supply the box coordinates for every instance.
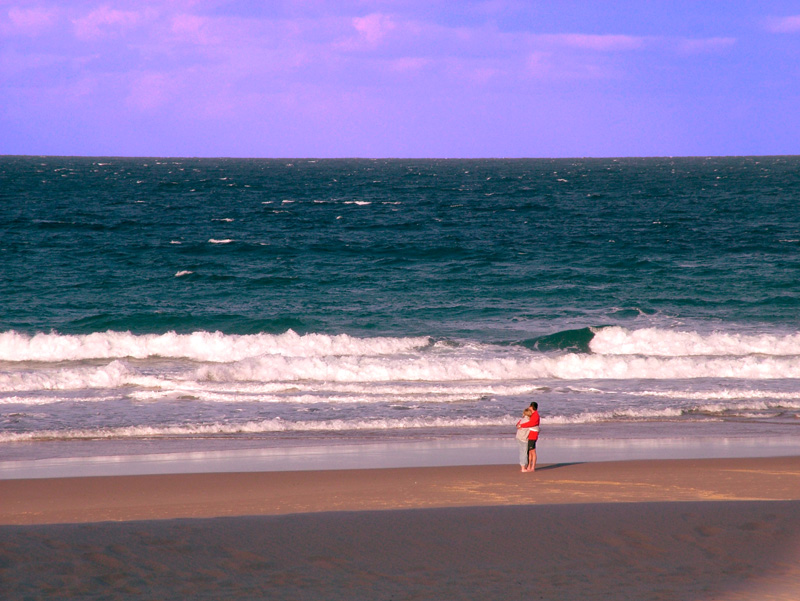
[2,156,799,462]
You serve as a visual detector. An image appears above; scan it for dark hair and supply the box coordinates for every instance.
[530,402,538,410]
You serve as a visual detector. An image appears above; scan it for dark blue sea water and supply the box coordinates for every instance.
[2,156,800,466]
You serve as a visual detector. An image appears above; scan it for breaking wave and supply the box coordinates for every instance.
[4,353,800,394]
[0,330,432,362]
[590,326,800,356]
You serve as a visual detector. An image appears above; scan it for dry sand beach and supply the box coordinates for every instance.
[2,456,799,600]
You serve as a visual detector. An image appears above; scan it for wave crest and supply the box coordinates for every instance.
[0,330,432,362]
[590,326,800,356]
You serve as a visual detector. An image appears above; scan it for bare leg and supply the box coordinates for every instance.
[527,448,537,472]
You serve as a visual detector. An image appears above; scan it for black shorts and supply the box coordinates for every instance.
[527,439,537,451]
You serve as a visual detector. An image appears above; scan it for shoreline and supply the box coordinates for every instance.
[3,430,800,480]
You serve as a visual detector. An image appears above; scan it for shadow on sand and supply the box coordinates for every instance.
[535,462,583,472]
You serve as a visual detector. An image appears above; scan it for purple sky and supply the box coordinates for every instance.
[2,1,799,158]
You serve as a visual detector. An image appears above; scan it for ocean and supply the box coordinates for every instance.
[2,156,800,474]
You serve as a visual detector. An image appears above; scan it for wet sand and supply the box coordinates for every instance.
[2,457,799,600]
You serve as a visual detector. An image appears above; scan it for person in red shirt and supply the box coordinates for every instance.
[515,406,533,472]
[517,402,540,472]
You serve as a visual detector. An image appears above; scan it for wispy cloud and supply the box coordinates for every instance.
[1,2,744,120]
[535,33,646,52]
[169,13,217,45]
[674,37,736,55]
[1,0,787,158]
[765,15,800,33]
[72,5,151,40]
[352,13,396,45]
[2,6,59,36]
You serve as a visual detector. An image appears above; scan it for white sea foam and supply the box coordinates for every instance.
[544,407,685,425]
[636,388,800,402]
[0,330,432,362]
[0,355,800,396]
[194,352,800,383]
[126,381,549,404]
[591,326,800,357]
[3,398,777,442]
[208,238,233,244]
[0,416,507,442]
[0,395,118,406]
[0,361,166,393]
[3,349,800,397]
[689,399,800,414]
[0,361,554,398]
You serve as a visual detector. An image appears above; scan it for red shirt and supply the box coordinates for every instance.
[518,411,540,440]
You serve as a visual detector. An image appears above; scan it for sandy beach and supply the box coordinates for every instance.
[2,456,799,599]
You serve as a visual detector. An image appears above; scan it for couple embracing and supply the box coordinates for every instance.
[515,402,540,472]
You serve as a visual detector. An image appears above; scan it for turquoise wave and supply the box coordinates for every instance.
[518,327,599,353]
